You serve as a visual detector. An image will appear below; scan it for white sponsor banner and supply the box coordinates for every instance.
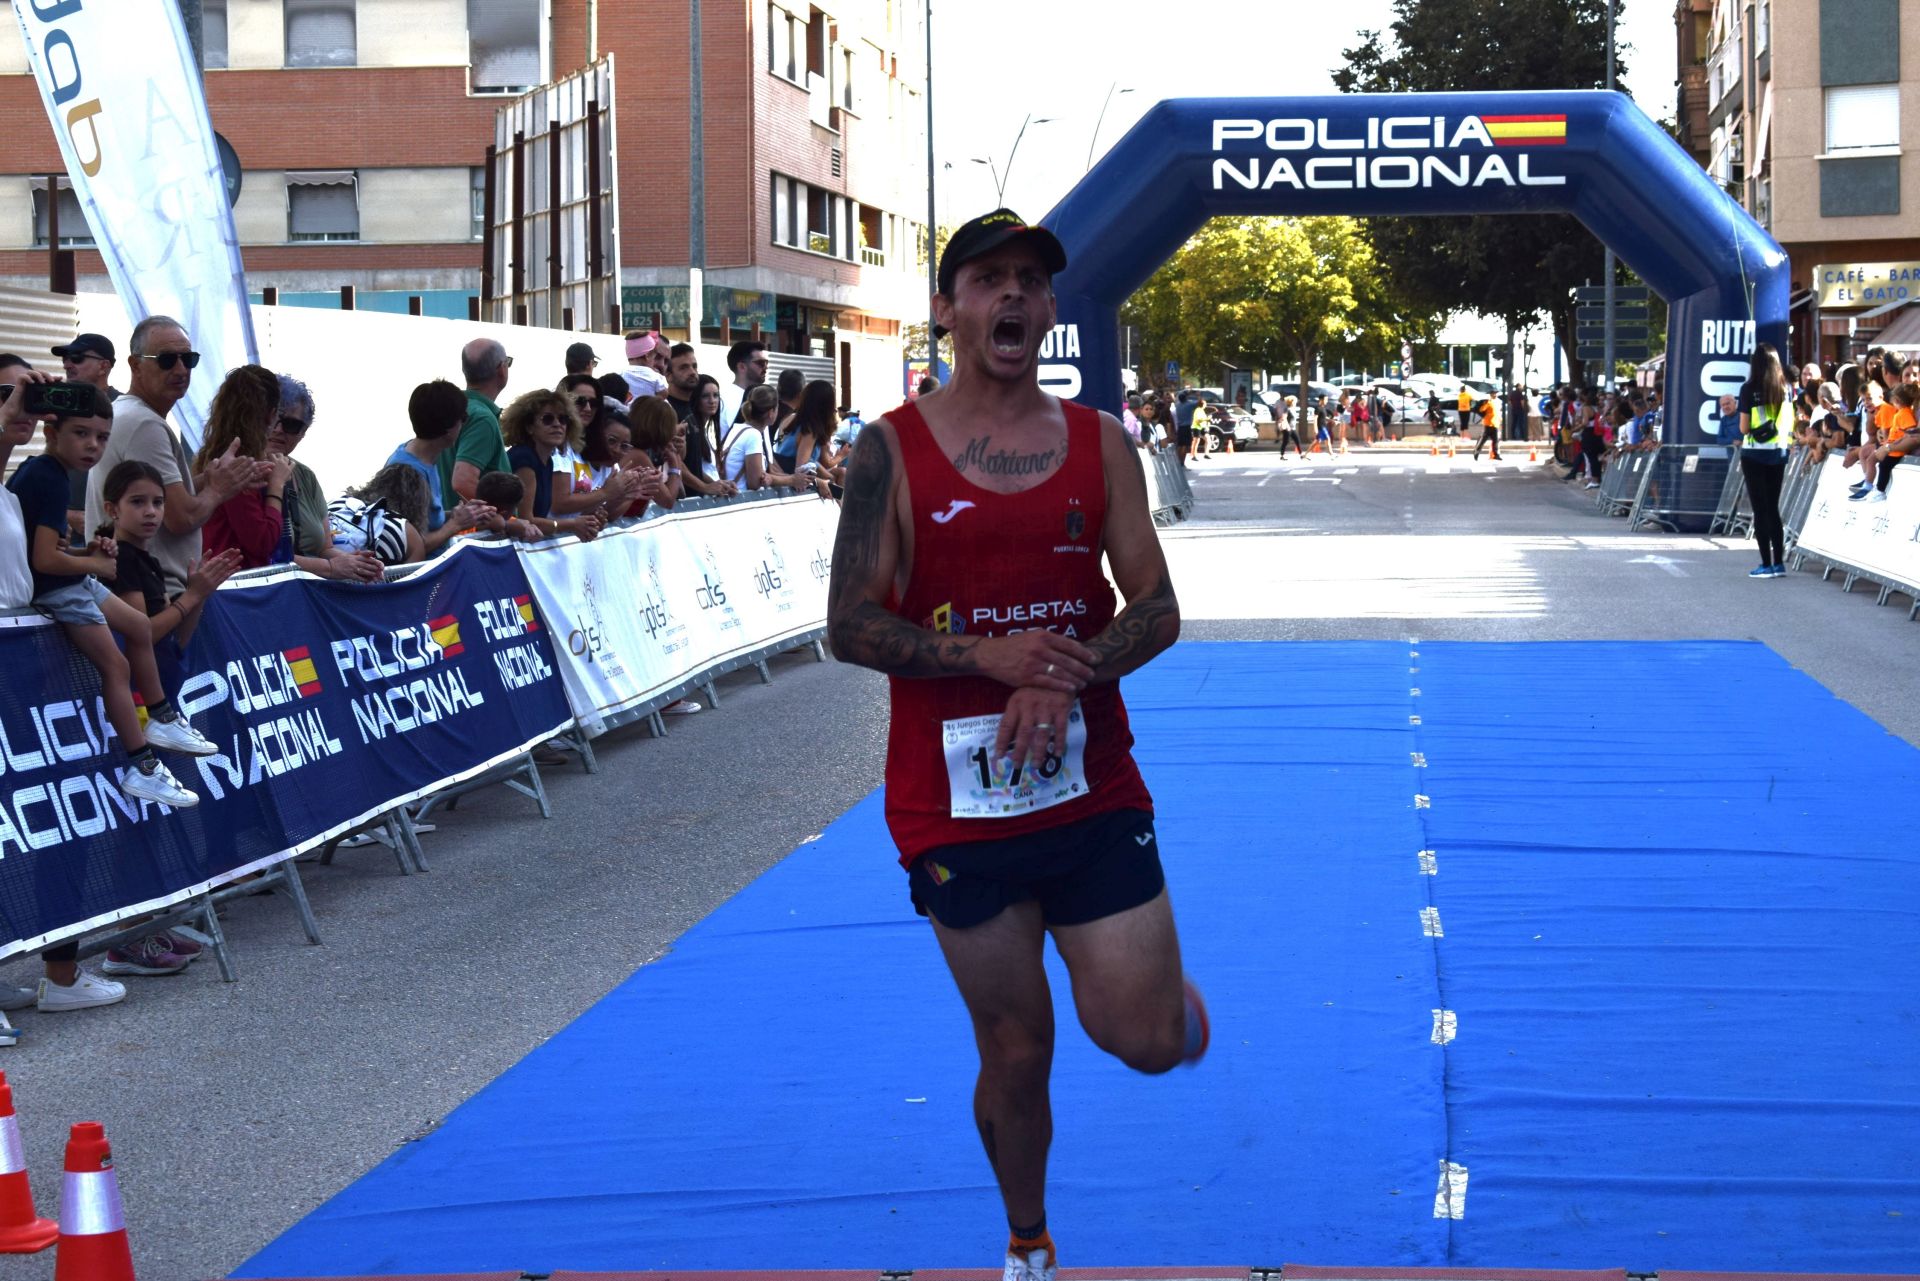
[1795,456,1920,590]
[11,0,256,451]
[516,495,839,732]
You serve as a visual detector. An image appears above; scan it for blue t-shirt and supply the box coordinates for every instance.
[387,443,447,530]
[506,444,555,518]
[5,455,82,598]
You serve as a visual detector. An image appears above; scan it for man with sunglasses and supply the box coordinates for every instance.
[86,316,267,598]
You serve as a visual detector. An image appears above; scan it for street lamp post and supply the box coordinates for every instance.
[925,0,937,378]
[1086,84,1134,171]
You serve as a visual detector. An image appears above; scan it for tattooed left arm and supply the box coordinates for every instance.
[1085,414,1180,684]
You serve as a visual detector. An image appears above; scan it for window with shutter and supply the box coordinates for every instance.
[285,0,356,68]
[469,0,543,95]
[1825,84,1900,152]
[288,174,360,242]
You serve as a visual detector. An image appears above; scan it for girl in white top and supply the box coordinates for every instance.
[723,385,813,491]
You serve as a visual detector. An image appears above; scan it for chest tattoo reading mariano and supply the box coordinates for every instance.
[951,435,1059,477]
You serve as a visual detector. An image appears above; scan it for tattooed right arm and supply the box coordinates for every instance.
[826,425,983,678]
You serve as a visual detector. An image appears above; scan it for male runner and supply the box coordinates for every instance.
[827,208,1208,1281]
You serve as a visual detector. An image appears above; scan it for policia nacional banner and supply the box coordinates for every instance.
[0,542,571,959]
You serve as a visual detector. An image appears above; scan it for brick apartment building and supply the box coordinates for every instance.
[0,0,931,410]
[1676,0,1920,363]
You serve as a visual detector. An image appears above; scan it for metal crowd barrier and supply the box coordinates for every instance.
[1778,447,1822,550]
[1626,444,1737,533]
[1594,449,1652,517]
[1144,448,1195,526]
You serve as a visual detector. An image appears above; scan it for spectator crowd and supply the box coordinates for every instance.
[0,316,855,1029]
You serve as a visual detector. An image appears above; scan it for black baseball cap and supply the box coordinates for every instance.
[565,341,598,370]
[937,208,1067,299]
[52,333,114,361]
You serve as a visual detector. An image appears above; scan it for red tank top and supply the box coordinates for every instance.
[882,398,1153,865]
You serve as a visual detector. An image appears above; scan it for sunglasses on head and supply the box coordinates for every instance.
[137,351,200,370]
[277,415,309,434]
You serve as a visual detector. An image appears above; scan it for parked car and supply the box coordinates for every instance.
[1266,380,1339,411]
[1201,403,1260,450]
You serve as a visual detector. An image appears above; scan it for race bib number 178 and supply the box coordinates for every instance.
[942,702,1089,819]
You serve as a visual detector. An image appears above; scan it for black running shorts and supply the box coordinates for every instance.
[906,807,1164,930]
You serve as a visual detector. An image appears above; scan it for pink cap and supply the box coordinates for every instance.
[626,332,662,361]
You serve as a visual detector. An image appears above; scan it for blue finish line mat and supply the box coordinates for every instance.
[235,642,1920,1277]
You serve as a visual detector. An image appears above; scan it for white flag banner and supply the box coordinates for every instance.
[515,495,840,733]
[11,0,256,451]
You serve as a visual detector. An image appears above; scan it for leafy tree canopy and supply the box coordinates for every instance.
[1334,0,1628,384]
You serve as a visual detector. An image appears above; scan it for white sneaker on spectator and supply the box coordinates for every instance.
[37,970,126,1012]
[119,759,199,808]
[144,716,216,757]
[1865,490,1887,503]
[0,985,35,1012]
[663,699,703,716]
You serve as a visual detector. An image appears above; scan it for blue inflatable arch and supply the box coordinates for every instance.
[1037,91,1786,446]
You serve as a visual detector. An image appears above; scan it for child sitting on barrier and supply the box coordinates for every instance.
[4,393,213,810]
[93,459,245,978]
[1859,383,1919,505]
[474,471,536,541]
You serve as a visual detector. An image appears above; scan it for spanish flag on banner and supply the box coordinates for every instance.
[1480,114,1567,146]
[430,614,465,658]
[283,647,323,696]
[513,594,539,631]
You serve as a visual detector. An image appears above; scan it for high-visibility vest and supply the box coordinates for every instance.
[1743,399,1793,448]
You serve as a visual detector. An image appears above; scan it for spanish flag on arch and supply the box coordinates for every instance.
[1480,114,1567,146]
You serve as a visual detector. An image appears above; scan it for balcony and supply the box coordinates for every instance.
[860,245,886,267]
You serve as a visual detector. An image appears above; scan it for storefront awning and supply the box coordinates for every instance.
[1873,301,1920,350]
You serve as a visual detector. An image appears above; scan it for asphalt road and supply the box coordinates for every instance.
[2,442,1914,1279]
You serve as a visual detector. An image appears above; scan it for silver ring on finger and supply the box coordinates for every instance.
[1045,662,1056,677]
[1034,722,1053,731]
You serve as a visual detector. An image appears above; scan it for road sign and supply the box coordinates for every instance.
[1165,360,1180,379]
[1576,305,1648,323]
[1575,285,1650,303]
[1576,344,1653,362]
[1400,341,1413,361]
[1577,325,1650,343]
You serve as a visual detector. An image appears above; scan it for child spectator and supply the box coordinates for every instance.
[95,459,243,977]
[196,365,292,569]
[5,392,212,798]
[328,464,431,566]
[390,378,495,556]
[474,471,535,540]
[1861,382,1918,504]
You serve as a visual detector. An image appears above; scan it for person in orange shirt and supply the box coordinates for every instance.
[1845,380,1889,495]
[1859,381,1918,504]
[1471,397,1500,460]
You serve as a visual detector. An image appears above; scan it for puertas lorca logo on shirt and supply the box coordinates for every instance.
[1055,497,1090,555]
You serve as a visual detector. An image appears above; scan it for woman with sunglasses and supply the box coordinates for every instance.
[268,374,386,581]
[550,378,644,521]
[503,389,602,541]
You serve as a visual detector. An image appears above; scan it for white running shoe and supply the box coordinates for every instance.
[119,760,200,808]
[144,716,217,757]
[37,969,127,1012]
[144,718,217,756]
[1866,491,1888,503]
[1005,1247,1057,1281]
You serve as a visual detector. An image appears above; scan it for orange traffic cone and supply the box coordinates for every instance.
[1528,442,1539,463]
[1429,440,1438,456]
[1447,440,1456,459]
[0,1074,56,1253]
[53,1123,133,1281]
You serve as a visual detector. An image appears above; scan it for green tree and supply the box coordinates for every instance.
[1122,216,1437,417]
[902,223,957,365]
[1334,0,1627,386]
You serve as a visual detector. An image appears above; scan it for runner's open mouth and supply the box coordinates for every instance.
[992,316,1027,355]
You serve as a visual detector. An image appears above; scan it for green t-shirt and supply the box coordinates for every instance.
[438,390,509,499]
[288,459,329,557]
